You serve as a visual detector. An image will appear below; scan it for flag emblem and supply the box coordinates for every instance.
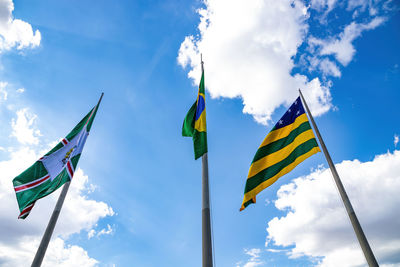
[240,96,320,211]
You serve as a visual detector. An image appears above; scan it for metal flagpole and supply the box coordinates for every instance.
[31,182,71,267]
[31,93,104,267]
[299,89,378,267]
[201,55,213,267]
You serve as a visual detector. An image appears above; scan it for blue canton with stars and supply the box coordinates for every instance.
[272,97,305,131]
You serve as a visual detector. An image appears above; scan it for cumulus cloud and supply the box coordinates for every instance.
[10,108,41,145]
[0,0,41,52]
[309,17,386,66]
[0,237,98,267]
[266,150,400,266]
[178,0,332,125]
[394,135,399,148]
[0,109,114,266]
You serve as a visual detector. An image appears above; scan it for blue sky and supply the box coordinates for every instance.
[0,0,399,266]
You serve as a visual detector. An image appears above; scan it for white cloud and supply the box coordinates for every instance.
[266,150,400,266]
[237,248,264,267]
[10,108,41,145]
[346,0,389,16]
[0,110,114,266]
[309,17,386,66]
[0,237,98,267]
[16,87,25,93]
[0,81,8,100]
[319,58,341,77]
[310,0,337,13]
[0,0,41,52]
[394,135,399,148]
[309,0,338,22]
[96,224,114,238]
[178,0,332,125]
[88,224,114,239]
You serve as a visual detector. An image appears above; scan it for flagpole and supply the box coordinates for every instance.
[31,93,104,267]
[201,55,213,267]
[299,89,378,267]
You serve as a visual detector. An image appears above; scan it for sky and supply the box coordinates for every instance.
[0,0,399,266]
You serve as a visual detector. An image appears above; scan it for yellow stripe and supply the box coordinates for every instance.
[241,146,320,206]
[259,114,308,148]
[247,129,316,178]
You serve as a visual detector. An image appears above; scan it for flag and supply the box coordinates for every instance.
[13,102,100,219]
[182,68,207,160]
[240,96,320,211]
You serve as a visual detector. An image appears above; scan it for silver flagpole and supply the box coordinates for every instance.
[201,55,213,267]
[299,89,378,267]
[31,93,104,267]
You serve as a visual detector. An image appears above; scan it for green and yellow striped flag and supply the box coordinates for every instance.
[182,69,207,160]
[240,96,320,211]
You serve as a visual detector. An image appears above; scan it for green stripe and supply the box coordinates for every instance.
[252,121,312,163]
[86,105,100,132]
[199,70,205,95]
[244,138,318,193]
[243,198,254,209]
[182,101,196,137]
[71,154,81,169]
[193,130,207,160]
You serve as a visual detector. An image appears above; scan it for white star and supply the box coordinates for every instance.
[296,110,300,115]
[279,120,283,125]
[288,109,291,113]
[295,101,297,105]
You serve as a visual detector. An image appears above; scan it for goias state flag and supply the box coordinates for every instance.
[13,102,100,219]
[240,96,320,211]
[182,68,207,160]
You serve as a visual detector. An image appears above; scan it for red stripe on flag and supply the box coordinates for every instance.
[66,161,74,179]
[14,175,50,193]
[62,138,69,145]
[18,203,34,219]
[84,106,97,127]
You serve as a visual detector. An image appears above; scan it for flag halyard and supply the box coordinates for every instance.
[240,96,320,211]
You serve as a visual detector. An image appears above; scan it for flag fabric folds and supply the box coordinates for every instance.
[182,69,207,160]
[240,96,320,211]
[13,104,100,219]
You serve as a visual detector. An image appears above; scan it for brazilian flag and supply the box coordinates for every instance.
[241,96,320,211]
[182,69,207,160]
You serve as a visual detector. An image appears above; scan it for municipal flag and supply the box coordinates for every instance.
[13,103,100,219]
[240,96,320,211]
[182,69,207,160]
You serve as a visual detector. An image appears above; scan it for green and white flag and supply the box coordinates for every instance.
[13,101,100,219]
